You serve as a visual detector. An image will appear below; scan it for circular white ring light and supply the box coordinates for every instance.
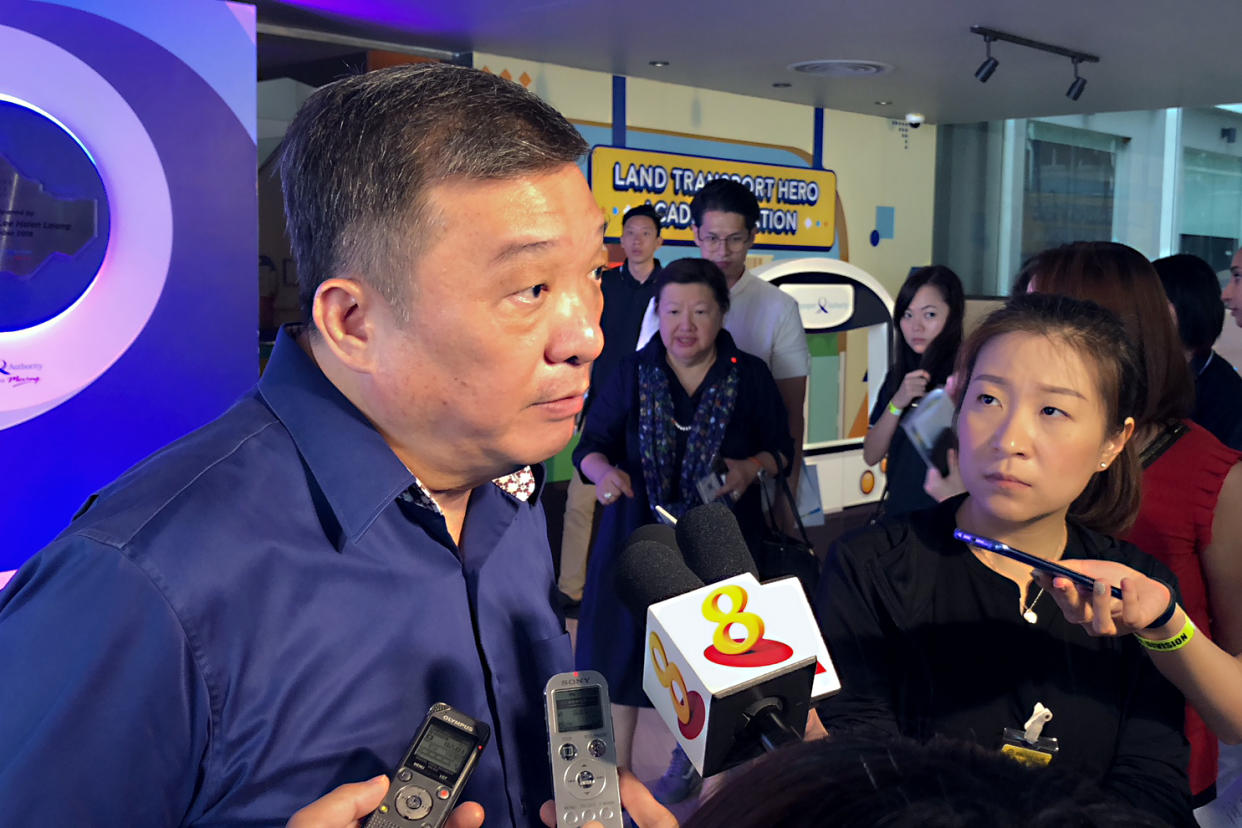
[0,24,172,430]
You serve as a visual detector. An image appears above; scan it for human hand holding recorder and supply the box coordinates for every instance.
[289,774,677,828]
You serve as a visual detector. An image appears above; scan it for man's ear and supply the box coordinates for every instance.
[311,277,383,371]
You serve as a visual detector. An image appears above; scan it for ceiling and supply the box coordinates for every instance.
[254,0,1242,125]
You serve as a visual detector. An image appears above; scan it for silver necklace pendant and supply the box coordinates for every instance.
[671,418,692,432]
[1022,587,1045,624]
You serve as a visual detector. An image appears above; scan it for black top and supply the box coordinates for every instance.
[1190,350,1242,451]
[572,330,793,704]
[815,496,1193,828]
[869,368,938,518]
[588,259,660,417]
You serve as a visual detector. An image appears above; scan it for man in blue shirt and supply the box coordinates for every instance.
[0,64,606,827]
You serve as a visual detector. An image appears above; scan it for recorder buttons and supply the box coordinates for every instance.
[397,769,414,782]
[576,769,596,791]
[582,809,597,822]
[559,743,578,761]
[561,809,580,825]
[394,784,434,820]
[600,806,617,821]
[436,787,450,800]
[587,739,607,758]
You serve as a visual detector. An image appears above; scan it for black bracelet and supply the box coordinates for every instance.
[1144,580,1179,631]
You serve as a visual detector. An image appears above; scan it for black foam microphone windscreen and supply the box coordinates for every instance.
[676,502,759,583]
[615,539,705,616]
[625,522,679,554]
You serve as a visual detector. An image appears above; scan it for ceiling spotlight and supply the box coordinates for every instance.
[1066,58,1086,100]
[975,36,998,83]
[969,26,1098,100]
[648,60,669,68]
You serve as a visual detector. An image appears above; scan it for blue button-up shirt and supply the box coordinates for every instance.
[0,329,571,826]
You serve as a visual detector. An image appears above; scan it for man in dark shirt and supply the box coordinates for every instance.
[0,65,605,827]
[1155,253,1242,449]
[557,204,662,606]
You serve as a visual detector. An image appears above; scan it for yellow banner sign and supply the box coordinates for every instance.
[589,146,836,249]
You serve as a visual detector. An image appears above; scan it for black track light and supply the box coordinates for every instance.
[1066,58,1086,101]
[975,37,998,82]
[970,26,1098,99]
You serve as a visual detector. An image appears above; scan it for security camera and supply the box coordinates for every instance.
[905,112,925,129]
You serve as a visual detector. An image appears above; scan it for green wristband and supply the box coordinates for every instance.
[887,401,904,417]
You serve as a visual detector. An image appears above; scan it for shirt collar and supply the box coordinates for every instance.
[258,327,539,543]
[621,258,661,285]
[730,269,757,297]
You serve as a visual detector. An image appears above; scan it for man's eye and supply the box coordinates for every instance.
[590,267,604,282]
[516,284,547,302]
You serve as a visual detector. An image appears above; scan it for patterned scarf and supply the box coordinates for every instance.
[637,356,739,521]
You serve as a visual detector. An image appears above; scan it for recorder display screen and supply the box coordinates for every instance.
[553,687,604,733]
[412,719,475,776]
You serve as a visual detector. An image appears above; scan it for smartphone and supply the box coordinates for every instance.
[695,456,729,505]
[545,670,624,828]
[953,529,1122,599]
[900,388,956,477]
[364,702,490,828]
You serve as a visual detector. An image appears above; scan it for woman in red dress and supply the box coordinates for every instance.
[1018,242,1242,805]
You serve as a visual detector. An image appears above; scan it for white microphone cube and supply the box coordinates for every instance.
[760,576,842,701]
[642,573,818,776]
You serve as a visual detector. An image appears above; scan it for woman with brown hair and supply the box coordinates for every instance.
[817,293,1193,826]
[1019,242,1242,804]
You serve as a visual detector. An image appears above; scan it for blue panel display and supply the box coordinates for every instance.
[0,1,256,567]
[0,99,110,331]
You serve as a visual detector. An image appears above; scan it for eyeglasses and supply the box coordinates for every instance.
[696,231,750,251]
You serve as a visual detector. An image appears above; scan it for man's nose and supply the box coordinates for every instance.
[551,275,603,366]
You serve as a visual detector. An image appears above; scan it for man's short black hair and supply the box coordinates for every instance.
[1153,253,1225,355]
[622,204,662,235]
[690,179,761,231]
[279,63,587,322]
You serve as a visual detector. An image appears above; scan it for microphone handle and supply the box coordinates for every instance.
[749,703,801,753]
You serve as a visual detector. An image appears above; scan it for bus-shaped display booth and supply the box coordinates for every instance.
[754,257,895,518]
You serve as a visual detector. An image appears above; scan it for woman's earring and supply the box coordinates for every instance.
[1098,461,1108,469]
